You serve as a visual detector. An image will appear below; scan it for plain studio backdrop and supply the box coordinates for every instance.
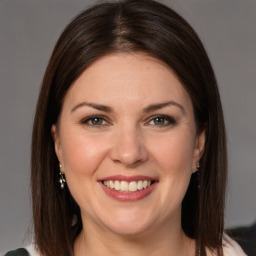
[0,0,255,253]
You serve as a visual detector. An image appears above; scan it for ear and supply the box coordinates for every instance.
[192,128,206,173]
[51,124,63,165]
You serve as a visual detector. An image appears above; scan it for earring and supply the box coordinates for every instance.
[196,161,200,171]
[59,164,66,189]
[196,161,200,190]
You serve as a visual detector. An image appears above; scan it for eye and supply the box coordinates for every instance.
[148,115,176,126]
[81,116,108,126]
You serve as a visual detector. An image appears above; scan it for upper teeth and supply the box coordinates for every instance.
[103,180,152,192]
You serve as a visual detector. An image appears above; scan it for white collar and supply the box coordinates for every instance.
[26,244,40,256]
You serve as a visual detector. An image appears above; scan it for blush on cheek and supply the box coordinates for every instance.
[61,136,103,172]
[156,144,194,170]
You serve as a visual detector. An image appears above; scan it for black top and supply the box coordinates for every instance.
[227,222,256,256]
[4,248,30,256]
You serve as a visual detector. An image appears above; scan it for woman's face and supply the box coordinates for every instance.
[52,53,205,237]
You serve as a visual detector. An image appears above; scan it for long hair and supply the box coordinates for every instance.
[31,1,227,255]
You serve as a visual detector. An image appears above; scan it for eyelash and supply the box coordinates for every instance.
[147,115,176,127]
[81,115,176,127]
[81,115,109,127]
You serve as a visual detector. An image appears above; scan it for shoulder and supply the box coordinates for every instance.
[222,235,247,256]
[3,244,40,256]
[206,235,247,256]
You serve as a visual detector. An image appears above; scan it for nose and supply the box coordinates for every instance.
[109,126,148,167]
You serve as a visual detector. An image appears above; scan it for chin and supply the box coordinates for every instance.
[107,223,152,238]
[100,212,157,238]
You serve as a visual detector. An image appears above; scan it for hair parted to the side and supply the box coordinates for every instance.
[31,1,227,255]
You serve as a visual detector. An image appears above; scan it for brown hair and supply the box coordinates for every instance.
[31,0,227,255]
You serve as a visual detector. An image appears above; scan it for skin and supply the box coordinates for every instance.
[52,53,205,256]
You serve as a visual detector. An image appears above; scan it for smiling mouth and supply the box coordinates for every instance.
[102,180,155,193]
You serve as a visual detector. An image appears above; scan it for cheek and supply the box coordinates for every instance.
[59,131,110,211]
[149,130,196,206]
[150,130,196,174]
[60,130,108,178]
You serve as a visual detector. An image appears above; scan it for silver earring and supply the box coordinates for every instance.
[59,164,66,189]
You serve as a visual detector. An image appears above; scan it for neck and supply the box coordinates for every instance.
[74,217,196,256]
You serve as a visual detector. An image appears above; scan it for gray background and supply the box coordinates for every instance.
[0,0,255,253]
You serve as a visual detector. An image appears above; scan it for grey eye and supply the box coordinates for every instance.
[90,117,104,125]
[82,116,107,126]
[148,115,176,126]
[153,117,165,125]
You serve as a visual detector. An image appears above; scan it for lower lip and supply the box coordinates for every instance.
[99,182,158,202]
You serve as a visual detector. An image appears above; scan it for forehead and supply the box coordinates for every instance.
[63,53,193,112]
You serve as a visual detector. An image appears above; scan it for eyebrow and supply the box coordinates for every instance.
[143,101,185,115]
[71,100,185,115]
[71,102,113,113]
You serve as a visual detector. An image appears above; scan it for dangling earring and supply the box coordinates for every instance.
[196,161,200,190]
[59,164,66,189]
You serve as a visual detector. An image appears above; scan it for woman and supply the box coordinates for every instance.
[4,0,246,255]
